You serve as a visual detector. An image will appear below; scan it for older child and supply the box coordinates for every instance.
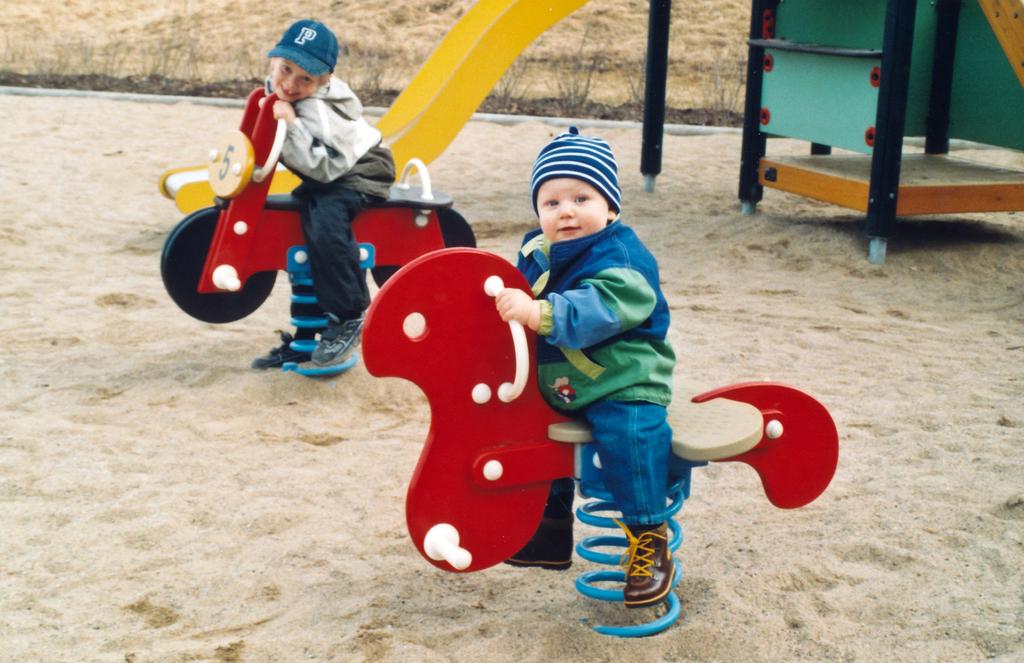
[495,128,676,607]
[251,19,395,369]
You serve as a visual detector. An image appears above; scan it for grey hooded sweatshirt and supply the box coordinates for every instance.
[266,76,395,198]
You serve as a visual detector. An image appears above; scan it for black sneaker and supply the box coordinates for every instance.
[251,331,311,370]
[311,314,363,366]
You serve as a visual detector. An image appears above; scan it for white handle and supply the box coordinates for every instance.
[252,119,287,183]
[484,275,528,403]
[423,524,472,570]
[395,157,434,201]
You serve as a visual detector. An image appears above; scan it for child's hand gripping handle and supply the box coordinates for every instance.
[484,275,528,402]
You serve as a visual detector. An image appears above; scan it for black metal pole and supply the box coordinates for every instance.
[738,0,779,213]
[925,0,961,154]
[641,0,671,193]
[865,0,917,263]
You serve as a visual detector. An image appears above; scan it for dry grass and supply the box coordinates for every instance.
[0,0,752,114]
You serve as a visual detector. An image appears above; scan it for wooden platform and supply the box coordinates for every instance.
[759,153,1024,215]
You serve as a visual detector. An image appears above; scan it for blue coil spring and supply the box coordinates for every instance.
[573,477,688,638]
[280,246,363,376]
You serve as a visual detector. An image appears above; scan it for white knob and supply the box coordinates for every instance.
[472,383,492,404]
[484,275,504,297]
[415,212,430,228]
[592,453,602,469]
[403,312,427,340]
[483,460,504,481]
[232,163,242,176]
[209,149,218,162]
[233,221,248,235]
[211,264,241,292]
[294,250,308,264]
[765,419,783,439]
[423,524,472,570]
[359,247,369,262]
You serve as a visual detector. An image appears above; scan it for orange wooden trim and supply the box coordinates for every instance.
[759,159,869,212]
[897,182,1024,214]
[977,0,1024,89]
[760,156,1024,215]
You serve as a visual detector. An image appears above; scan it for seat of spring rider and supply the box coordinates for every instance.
[546,378,764,462]
[263,185,453,212]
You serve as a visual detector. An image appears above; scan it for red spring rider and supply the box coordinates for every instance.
[362,248,839,637]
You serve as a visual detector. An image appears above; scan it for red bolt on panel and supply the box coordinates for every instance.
[760,108,771,125]
[870,66,882,87]
[763,54,775,72]
[762,9,776,38]
[865,126,876,147]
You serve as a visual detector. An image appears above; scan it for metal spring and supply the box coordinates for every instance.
[573,477,688,637]
[286,246,328,356]
[279,246,366,376]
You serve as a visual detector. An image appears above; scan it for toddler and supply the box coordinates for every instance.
[496,127,677,607]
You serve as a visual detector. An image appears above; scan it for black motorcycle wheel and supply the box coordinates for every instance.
[161,207,278,323]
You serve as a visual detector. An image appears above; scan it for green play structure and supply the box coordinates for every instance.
[738,0,1024,263]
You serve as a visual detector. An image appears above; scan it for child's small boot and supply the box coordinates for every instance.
[620,521,674,608]
[504,515,574,570]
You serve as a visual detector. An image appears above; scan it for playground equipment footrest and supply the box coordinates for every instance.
[282,355,358,377]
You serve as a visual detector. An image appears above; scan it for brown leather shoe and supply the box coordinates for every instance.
[620,522,675,608]
[504,516,574,570]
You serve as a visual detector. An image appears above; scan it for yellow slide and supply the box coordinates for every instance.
[383,0,588,168]
[374,0,517,138]
[160,0,588,214]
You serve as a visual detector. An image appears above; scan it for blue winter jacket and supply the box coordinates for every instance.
[516,221,675,411]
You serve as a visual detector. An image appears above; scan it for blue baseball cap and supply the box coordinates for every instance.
[267,19,339,76]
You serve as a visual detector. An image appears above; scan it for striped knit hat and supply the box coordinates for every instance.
[531,126,621,215]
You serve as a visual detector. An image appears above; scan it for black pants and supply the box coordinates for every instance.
[292,180,378,321]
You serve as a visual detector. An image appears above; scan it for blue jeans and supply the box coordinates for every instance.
[548,400,672,526]
[586,400,672,525]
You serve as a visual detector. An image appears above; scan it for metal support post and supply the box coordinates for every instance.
[641,0,672,193]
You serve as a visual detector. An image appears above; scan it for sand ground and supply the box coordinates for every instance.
[1,93,1023,662]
